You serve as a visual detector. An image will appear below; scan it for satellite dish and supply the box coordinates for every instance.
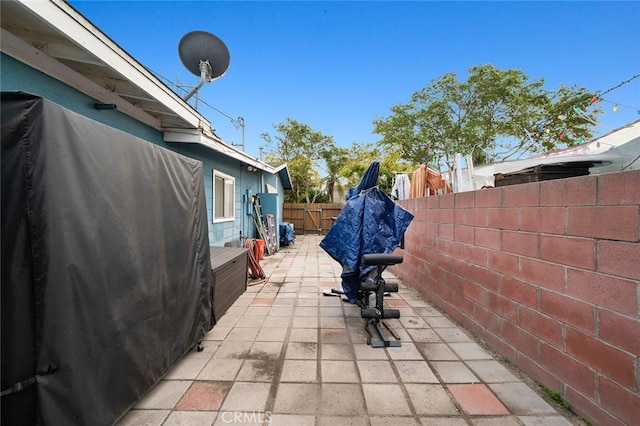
[178,30,230,100]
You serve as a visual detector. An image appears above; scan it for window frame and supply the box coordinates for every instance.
[212,169,235,223]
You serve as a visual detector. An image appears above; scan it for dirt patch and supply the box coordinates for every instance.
[252,358,277,377]
[233,349,252,359]
[297,342,317,351]
[248,349,276,361]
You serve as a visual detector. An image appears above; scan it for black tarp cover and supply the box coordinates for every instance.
[319,162,414,302]
[1,92,213,425]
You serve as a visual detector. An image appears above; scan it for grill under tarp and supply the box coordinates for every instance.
[1,92,213,425]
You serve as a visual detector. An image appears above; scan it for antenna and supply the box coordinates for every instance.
[231,116,245,151]
[178,30,230,101]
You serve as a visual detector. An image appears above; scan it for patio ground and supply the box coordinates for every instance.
[117,235,576,426]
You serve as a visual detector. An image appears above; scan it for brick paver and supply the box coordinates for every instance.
[117,235,573,425]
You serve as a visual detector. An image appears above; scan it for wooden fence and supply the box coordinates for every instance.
[282,203,344,235]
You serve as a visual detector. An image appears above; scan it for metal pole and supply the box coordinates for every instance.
[183,60,212,101]
[237,117,245,151]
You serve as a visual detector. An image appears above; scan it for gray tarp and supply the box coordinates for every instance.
[1,92,213,425]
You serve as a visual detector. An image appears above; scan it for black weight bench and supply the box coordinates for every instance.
[359,253,403,348]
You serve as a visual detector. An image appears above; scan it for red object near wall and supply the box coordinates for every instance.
[255,239,266,260]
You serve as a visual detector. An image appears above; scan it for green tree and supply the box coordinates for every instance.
[285,156,324,203]
[373,64,602,169]
[337,144,414,196]
[378,145,414,195]
[261,118,335,203]
[320,144,350,203]
[339,143,381,191]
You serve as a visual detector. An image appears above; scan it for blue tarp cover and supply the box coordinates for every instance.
[319,162,414,302]
[279,222,295,246]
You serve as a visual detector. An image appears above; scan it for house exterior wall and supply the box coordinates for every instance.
[1,53,161,143]
[392,169,640,426]
[171,143,264,246]
[1,53,273,247]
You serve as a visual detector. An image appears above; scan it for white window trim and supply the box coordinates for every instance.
[212,170,235,223]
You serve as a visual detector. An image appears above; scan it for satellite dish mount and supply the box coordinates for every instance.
[178,31,230,101]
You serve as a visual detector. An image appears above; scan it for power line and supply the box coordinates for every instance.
[195,96,238,125]
[536,73,640,136]
[596,73,640,98]
[599,98,639,111]
[152,70,240,126]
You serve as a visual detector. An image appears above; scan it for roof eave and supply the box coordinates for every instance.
[163,130,276,172]
[8,0,211,132]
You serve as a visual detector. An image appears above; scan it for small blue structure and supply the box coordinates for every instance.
[279,222,296,246]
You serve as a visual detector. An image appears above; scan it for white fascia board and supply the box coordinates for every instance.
[1,27,162,129]
[529,119,640,159]
[473,120,640,177]
[271,162,293,188]
[272,163,288,173]
[163,130,276,173]
[20,0,210,131]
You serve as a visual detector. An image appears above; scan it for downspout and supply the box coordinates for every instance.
[240,164,245,244]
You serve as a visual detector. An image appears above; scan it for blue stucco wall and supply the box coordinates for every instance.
[2,53,273,247]
[171,143,264,246]
[1,54,161,143]
[261,173,287,221]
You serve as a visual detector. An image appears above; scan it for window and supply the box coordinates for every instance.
[213,170,235,222]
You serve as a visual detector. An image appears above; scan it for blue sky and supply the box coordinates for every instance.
[71,1,639,159]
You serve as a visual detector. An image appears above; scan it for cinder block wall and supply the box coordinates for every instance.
[393,169,640,425]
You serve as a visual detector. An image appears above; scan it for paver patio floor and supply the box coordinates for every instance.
[117,235,573,426]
